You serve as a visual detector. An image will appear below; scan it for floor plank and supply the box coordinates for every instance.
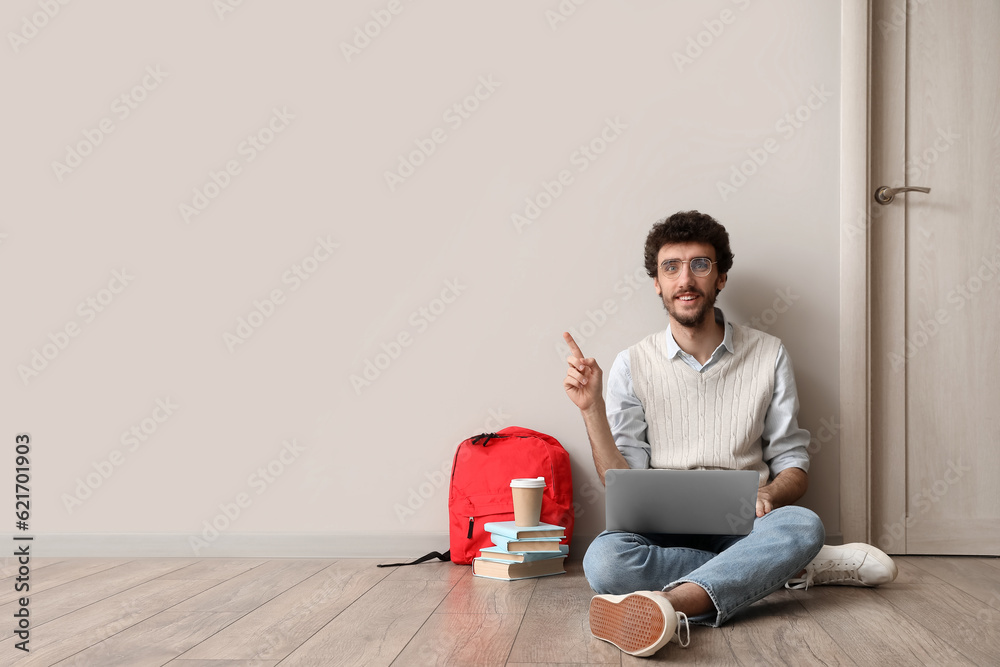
[51,611,244,667]
[876,572,1000,665]
[720,588,856,666]
[0,558,194,620]
[0,558,132,605]
[506,561,620,665]
[178,559,391,662]
[795,586,976,665]
[391,612,525,666]
[0,557,65,578]
[904,556,1000,609]
[277,578,458,667]
[166,661,279,666]
[170,559,329,613]
[892,556,955,585]
[0,578,220,665]
[435,567,538,615]
[621,626,736,666]
[157,559,266,581]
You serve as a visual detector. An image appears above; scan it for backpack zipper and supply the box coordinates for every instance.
[467,516,474,538]
[470,433,531,446]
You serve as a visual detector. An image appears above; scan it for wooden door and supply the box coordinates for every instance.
[870,0,1000,555]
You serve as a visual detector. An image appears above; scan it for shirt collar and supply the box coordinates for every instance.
[665,307,735,359]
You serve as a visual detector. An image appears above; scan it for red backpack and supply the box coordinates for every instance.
[377,426,575,568]
[448,426,575,565]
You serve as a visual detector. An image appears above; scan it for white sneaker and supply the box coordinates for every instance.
[786,543,898,590]
[589,591,690,657]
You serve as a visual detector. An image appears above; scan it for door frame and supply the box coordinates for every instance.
[839,0,872,545]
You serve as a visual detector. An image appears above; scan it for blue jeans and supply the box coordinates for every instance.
[582,505,825,627]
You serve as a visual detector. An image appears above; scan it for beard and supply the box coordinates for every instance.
[661,284,718,328]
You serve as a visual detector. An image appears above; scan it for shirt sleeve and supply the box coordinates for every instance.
[605,349,651,470]
[761,344,812,478]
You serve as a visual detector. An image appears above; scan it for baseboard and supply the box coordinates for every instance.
[5,530,843,558]
[5,533,452,559]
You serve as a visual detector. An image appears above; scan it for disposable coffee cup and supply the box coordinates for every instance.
[510,477,546,527]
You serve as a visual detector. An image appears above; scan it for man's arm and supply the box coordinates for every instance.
[758,344,812,516]
[562,332,629,485]
[756,466,808,517]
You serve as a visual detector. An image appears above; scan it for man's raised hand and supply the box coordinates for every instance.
[562,332,603,412]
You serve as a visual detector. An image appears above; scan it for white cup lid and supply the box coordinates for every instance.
[510,476,546,488]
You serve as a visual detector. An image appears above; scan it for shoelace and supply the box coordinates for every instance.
[788,560,862,590]
[674,612,691,647]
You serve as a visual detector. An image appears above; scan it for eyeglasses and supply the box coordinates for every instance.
[659,257,717,278]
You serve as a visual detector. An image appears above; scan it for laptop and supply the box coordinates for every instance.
[604,469,760,535]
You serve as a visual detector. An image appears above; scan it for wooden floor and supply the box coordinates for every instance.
[2,555,999,665]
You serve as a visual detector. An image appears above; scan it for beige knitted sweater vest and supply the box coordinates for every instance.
[629,324,781,486]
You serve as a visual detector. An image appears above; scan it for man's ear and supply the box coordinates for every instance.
[716,272,727,293]
[654,276,662,296]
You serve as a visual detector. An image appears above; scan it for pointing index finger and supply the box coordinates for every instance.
[563,331,585,359]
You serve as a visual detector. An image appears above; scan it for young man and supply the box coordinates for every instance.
[562,211,896,659]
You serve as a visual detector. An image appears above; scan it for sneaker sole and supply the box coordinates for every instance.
[589,593,668,657]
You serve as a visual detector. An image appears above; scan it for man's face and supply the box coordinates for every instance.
[654,242,728,329]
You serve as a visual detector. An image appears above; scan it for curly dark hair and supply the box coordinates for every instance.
[643,210,734,278]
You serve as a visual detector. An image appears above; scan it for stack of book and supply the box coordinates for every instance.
[472,521,568,580]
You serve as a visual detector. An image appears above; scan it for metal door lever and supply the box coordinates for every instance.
[874,185,931,205]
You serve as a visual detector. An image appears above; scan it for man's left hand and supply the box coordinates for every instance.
[756,488,776,517]
[755,467,809,517]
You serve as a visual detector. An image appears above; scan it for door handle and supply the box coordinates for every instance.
[874,185,931,205]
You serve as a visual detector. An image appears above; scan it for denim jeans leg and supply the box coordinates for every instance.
[666,505,826,627]
[582,531,717,595]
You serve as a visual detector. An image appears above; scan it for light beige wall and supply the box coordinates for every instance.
[2,0,842,555]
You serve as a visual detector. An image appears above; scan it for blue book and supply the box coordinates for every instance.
[491,533,564,553]
[480,544,569,562]
[482,521,565,540]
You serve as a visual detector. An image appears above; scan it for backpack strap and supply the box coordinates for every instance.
[376,550,451,568]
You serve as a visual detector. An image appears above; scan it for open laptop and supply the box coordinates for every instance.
[604,469,760,535]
